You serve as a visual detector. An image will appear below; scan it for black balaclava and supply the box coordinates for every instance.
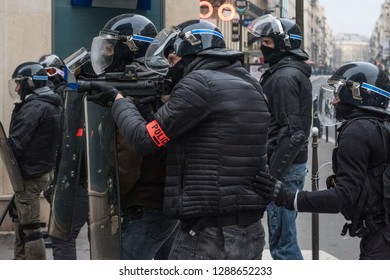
[165,55,196,87]
[261,45,287,66]
[335,103,357,122]
[105,42,134,73]
[166,59,186,87]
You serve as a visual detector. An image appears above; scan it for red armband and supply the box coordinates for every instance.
[146,120,170,147]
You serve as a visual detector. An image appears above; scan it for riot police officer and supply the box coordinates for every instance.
[39,54,68,100]
[39,54,90,260]
[254,61,390,260]
[8,62,62,259]
[89,19,270,260]
[89,13,178,260]
[248,14,312,260]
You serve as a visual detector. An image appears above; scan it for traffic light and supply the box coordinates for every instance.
[232,18,239,42]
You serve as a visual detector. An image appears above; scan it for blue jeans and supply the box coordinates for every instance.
[168,220,265,260]
[121,207,179,260]
[267,163,307,260]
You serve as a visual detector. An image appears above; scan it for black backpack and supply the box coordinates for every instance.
[337,116,390,237]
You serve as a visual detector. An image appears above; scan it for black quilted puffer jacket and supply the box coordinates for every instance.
[9,87,62,179]
[112,48,271,219]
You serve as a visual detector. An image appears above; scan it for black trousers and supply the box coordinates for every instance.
[360,223,390,260]
[51,185,88,260]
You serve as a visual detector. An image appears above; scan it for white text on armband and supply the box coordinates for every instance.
[146,120,170,147]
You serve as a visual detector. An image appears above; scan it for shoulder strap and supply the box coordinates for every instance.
[340,116,389,235]
[378,120,390,223]
[337,116,383,144]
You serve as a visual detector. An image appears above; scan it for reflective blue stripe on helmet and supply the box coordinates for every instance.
[133,34,154,43]
[362,82,390,99]
[289,34,302,41]
[68,82,78,90]
[192,29,225,39]
[32,76,48,80]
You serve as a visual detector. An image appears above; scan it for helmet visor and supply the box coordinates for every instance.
[90,36,117,75]
[39,55,63,69]
[248,14,284,38]
[64,47,90,74]
[8,78,21,102]
[144,26,180,75]
[318,83,342,126]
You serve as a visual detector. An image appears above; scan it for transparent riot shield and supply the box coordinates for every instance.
[84,98,121,260]
[0,121,24,192]
[49,90,85,240]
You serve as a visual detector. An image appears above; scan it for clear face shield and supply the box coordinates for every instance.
[248,14,283,37]
[317,79,345,126]
[144,25,202,75]
[90,31,119,75]
[8,78,22,102]
[64,47,90,75]
[90,30,154,75]
[248,14,291,48]
[144,26,181,76]
[8,75,48,103]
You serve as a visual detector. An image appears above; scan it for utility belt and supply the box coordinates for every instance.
[122,205,161,218]
[123,205,146,217]
[341,213,387,238]
[181,210,264,236]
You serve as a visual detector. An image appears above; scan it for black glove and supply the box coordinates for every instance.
[326,174,336,189]
[87,82,119,107]
[133,96,156,122]
[253,171,296,210]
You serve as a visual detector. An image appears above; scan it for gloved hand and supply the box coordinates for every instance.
[253,171,296,210]
[133,96,156,122]
[326,174,336,189]
[87,82,119,107]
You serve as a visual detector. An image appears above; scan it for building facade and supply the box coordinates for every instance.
[370,0,390,72]
[334,34,370,69]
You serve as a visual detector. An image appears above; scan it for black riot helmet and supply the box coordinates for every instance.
[39,54,66,85]
[8,62,48,101]
[145,19,226,75]
[318,62,390,125]
[248,14,306,57]
[91,13,158,75]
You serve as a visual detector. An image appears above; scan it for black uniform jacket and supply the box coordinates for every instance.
[9,87,62,179]
[261,55,312,164]
[112,48,271,219]
[297,113,387,215]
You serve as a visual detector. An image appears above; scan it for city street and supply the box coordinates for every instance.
[0,130,360,260]
[0,76,361,260]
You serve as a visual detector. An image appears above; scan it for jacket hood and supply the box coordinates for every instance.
[267,55,312,78]
[28,86,62,106]
[288,48,310,60]
[197,48,244,61]
[183,48,244,75]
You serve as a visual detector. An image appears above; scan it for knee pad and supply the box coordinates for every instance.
[19,222,46,244]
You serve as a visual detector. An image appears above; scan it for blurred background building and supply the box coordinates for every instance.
[370,0,390,72]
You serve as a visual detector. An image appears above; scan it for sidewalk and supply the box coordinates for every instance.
[0,226,337,260]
